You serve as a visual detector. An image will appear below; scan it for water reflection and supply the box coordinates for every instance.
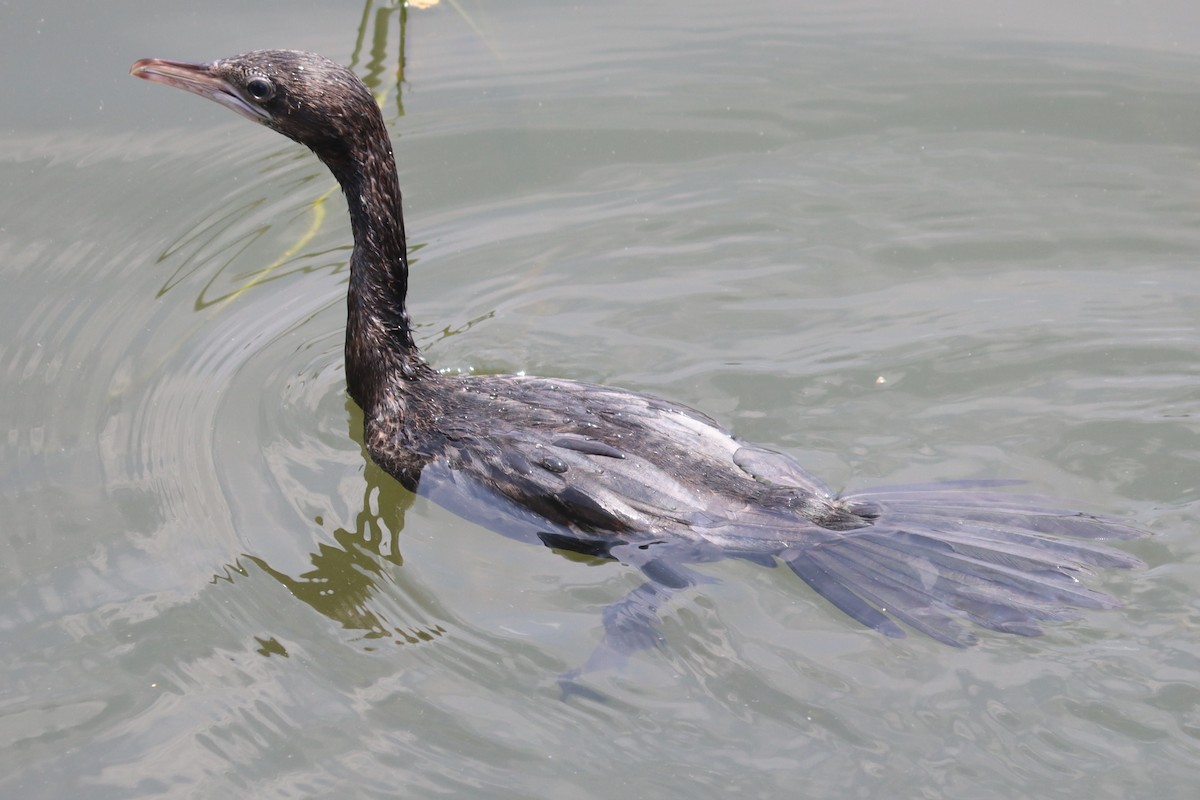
[351,0,413,117]
[217,400,453,649]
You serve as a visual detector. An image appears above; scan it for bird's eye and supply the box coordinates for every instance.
[246,77,275,101]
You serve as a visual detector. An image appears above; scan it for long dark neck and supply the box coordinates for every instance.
[315,118,429,412]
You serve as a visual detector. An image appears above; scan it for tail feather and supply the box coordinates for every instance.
[831,534,1083,624]
[780,486,1147,644]
[883,515,1143,570]
[864,530,1116,610]
[846,485,1145,540]
[813,538,1080,643]
[787,545,977,646]
[782,548,907,639]
[886,504,1145,542]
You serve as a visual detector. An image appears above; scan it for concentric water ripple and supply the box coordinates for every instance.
[3,3,1200,798]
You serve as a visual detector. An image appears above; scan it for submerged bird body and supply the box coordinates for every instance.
[131,50,1145,656]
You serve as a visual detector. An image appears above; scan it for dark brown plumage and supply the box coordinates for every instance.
[131,50,1146,654]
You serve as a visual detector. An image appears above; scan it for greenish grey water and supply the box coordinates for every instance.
[2,1,1198,797]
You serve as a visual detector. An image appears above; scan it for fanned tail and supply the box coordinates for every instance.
[783,484,1146,646]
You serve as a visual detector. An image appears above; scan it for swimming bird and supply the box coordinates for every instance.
[130,50,1145,667]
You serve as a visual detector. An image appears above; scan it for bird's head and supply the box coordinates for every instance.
[131,49,385,161]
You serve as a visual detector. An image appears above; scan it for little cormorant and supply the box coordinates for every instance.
[131,50,1145,662]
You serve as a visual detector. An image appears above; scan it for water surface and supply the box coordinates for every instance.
[2,1,1197,797]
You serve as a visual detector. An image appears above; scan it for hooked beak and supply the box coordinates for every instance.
[130,57,270,123]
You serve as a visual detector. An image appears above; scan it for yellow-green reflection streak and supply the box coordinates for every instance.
[202,183,336,314]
